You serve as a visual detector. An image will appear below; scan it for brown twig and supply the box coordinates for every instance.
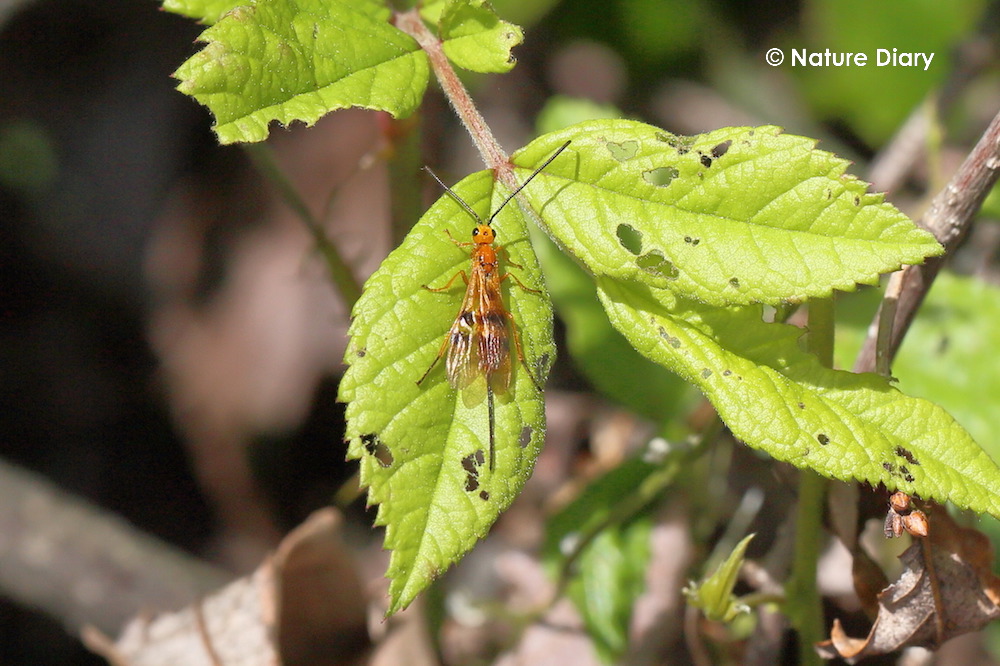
[393,9,517,190]
[0,459,230,634]
[854,108,1000,373]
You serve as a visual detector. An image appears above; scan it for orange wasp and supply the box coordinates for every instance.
[417,141,570,471]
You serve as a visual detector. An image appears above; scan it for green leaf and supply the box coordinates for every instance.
[162,0,247,24]
[340,169,555,615]
[533,226,695,422]
[837,273,1000,468]
[511,120,943,306]
[572,520,651,660]
[174,0,428,144]
[597,278,1000,517]
[685,533,755,623]
[438,0,524,73]
[544,458,658,662]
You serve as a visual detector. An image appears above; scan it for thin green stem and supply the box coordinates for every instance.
[785,298,834,666]
[243,142,362,308]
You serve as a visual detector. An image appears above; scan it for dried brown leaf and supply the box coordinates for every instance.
[818,509,1000,663]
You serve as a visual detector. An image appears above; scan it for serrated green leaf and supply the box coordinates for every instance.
[439,0,523,73]
[597,278,1000,517]
[162,0,247,24]
[511,120,943,306]
[340,169,555,615]
[174,0,428,144]
[685,533,754,623]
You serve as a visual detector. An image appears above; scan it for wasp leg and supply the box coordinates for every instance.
[504,309,543,393]
[423,270,469,292]
[500,269,542,295]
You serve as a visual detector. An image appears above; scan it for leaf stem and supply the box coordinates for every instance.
[394,10,523,194]
[784,298,834,665]
[243,142,362,308]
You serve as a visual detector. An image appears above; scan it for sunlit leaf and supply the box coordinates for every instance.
[511,120,942,306]
[340,169,555,615]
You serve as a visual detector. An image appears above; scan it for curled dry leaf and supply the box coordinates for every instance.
[817,508,1000,663]
[83,509,368,666]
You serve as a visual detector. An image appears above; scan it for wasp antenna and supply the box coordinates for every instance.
[489,140,571,225]
[424,166,483,224]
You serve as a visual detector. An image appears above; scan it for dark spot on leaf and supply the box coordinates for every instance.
[711,140,732,159]
[643,166,679,186]
[699,154,712,168]
[826,189,832,200]
[798,402,805,409]
[356,348,366,357]
[684,236,700,246]
[882,461,896,473]
[519,426,532,448]
[361,433,393,467]
[701,368,712,378]
[607,140,639,162]
[656,132,695,154]
[937,336,949,355]
[729,277,740,288]
[479,490,490,501]
[616,224,643,255]
[637,251,678,279]
[853,196,860,206]
[817,433,830,446]
[462,450,485,492]
[894,446,919,466]
[657,327,682,348]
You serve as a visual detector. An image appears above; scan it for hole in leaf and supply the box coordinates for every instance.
[711,140,732,159]
[723,369,732,376]
[479,490,490,501]
[607,140,638,161]
[817,433,830,446]
[683,236,700,246]
[699,154,712,168]
[882,461,896,473]
[356,347,366,358]
[361,433,394,467]
[701,368,712,378]
[853,196,861,206]
[637,251,678,279]
[729,277,740,288]
[616,224,643,255]
[519,426,532,449]
[643,166,679,186]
